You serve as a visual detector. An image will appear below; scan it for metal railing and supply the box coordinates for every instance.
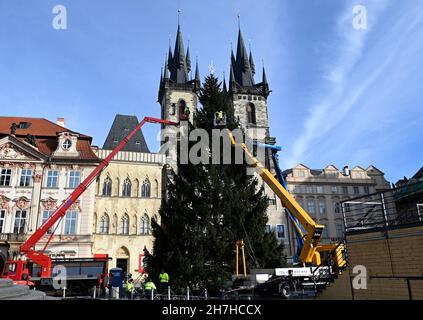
[341,183,423,233]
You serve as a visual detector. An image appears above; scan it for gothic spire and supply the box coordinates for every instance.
[164,56,169,80]
[229,62,236,92]
[194,57,200,91]
[234,24,254,86]
[222,72,228,93]
[262,65,269,97]
[186,42,192,73]
[170,19,188,83]
[167,43,173,70]
[249,46,255,76]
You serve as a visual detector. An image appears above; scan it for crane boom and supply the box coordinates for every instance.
[20,117,178,278]
[228,130,324,265]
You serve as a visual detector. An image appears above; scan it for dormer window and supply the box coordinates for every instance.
[62,139,72,150]
[53,132,79,157]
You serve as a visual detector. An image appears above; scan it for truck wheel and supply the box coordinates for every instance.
[279,283,291,299]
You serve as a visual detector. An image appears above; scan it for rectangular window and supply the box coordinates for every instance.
[293,185,301,193]
[342,186,348,194]
[20,169,32,187]
[364,186,370,194]
[334,202,340,214]
[322,225,329,238]
[268,198,276,206]
[336,224,345,237]
[298,171,305,177]
[307,201,315,214]
[276,225,285,239]
[0,210,6,233]
[331,186,338,194]
[327,172,336,178]
[353,186,360,195]
[0,169,12,186]
[41,210,54,234]
[46,170,59,188]
[316,186,324,193]
[64,210,78,234]
[319,201,326,214]
[265,224,272,234]
[344,203,351,213]
[14,210,27,234]
[68,171,80,188]
[306,185,313,193]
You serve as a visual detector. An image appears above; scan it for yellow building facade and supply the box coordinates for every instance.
[92,149,165,278]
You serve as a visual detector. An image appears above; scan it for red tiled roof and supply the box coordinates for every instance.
[0,117,90,138]
[0,117,99,162]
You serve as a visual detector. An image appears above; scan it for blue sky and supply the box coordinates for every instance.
[0,0,422,183]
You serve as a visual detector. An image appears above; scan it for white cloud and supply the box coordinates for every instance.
[284,0,423,169]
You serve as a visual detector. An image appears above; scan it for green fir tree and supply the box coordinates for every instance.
[149,75,286,293]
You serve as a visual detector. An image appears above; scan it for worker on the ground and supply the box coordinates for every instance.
[144,278,156,299]
[158,269,169,293]
[125,278,135,299]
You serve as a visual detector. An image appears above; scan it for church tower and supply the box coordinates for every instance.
[227,25,275,169]
[158,19,200,167]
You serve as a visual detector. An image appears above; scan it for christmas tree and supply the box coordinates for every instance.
[149,75,286,292]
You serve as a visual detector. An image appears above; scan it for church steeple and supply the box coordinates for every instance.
[234,26,254,87]
[170,21,188,84]
[227,20,270,97]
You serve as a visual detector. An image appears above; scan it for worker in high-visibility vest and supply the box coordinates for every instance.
[216,111,223,122]
[144,278,156,299]
[125,278,135,299]
[184,105,190,116]
[158,269,169,293]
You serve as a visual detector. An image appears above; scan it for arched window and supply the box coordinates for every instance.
[178,100,187,120]
[140,214,149,235]
[102,177,112,196]
[246,103,256,124]
[154,179,159,198]
[122,178,131,197]
[141,179,151,198]
[120,214,129,235]
[99,214,109,234]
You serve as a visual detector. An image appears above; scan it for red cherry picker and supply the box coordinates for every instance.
[0,117,178,293]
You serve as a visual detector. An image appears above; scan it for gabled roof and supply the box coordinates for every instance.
[0,117,98,161]
[0,136,47,161]
[366,165,385,174]
[412,167,423,179]
[103,115,150,153]
[351,165,366,171]
[293,163,310,169]
[324,164,339,171]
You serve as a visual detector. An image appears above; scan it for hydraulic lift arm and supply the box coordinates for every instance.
[227,130,324,265]
[20,117,178,278]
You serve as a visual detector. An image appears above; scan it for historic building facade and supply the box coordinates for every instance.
[283,164,391,256]
[157,22,291,258]
[92,115,165,278]
[0,117,99,267]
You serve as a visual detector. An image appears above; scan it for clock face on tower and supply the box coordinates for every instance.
[62,139,72,150]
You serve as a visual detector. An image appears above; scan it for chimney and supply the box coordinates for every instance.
[57,117,65,127]
[343,165,350,176]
